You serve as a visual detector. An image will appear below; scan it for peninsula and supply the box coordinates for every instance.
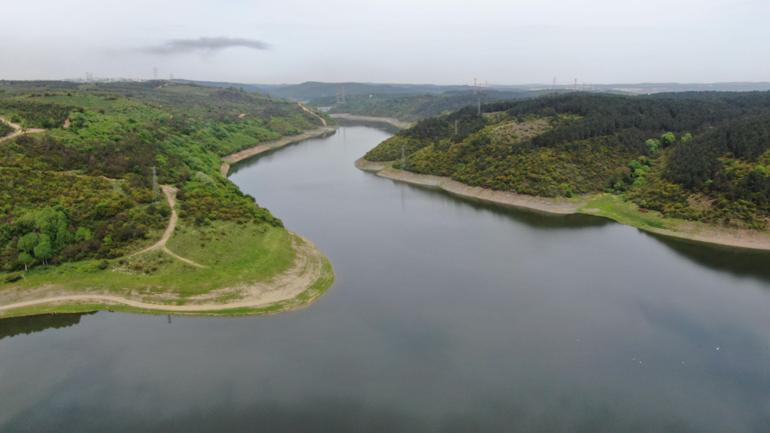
[0,81,335,318]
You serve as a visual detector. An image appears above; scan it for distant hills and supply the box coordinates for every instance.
[177,79,770,122]
[178,79,770,100]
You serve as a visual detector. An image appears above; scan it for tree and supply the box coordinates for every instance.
[75,227,93,242]
[645,138,660,155]
[661,132,676,147]
[33,234,53,265]
[18,252,34,271]
[17,232,39,254]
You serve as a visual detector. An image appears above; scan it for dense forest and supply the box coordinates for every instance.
[0,81,325,272]
[365,92,770,229]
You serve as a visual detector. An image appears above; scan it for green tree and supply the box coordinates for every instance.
[33,234,54,265]
[18,252,34,271]
[645,138,660,155]
[17,232,39,253]
[75,227,93,242]
[661,132,676,146]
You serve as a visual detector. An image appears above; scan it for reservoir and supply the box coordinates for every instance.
[1,126,769,432]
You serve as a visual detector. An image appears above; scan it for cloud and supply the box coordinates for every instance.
[140,37,270,55]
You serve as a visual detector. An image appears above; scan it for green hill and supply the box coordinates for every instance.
[0,81,334,317]
[311,89,536,122]
[364,92,770,230]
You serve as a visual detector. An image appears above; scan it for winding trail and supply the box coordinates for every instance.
[131,185,206,268]
[298,102,328,127]
[0,235,326,314]
[0,116,46,143]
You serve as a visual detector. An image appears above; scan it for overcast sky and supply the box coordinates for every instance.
[1,0,768,85]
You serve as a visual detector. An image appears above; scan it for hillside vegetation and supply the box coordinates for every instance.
[0,81,333,315]
[311,90,535,122]
[364,92,770,229]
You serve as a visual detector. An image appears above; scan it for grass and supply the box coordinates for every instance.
[3,221,294,298]
[580,193,676,231]
[0,257,334,319]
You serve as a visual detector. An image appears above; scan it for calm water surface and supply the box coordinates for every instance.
[2,126,770,433]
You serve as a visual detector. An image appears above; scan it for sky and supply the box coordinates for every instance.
[1,0,768,85]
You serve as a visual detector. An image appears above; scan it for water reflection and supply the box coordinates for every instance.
[648,234,770,283]
[0,313,92,341]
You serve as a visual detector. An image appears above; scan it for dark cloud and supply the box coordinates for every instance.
[140,37,269,55]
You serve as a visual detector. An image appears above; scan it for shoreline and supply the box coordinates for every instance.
[356,158,770,252]
[0,234,333,318]
[330,113,414,130]
[220,126,336,176]
[355,159,584,215]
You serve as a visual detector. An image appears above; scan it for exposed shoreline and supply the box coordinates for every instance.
[0,235,332,318]
[356,158,770,252]
[330,113,414,130]
[220,126,336,176]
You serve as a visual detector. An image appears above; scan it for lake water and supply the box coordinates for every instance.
[2,126,769,433]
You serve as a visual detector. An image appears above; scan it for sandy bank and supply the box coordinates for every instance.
[0,235,330,317]
[356,158,770,252]
[220,127,336,176]
[355,158,583,215]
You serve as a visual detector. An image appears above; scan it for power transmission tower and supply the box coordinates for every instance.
[473,78,487,115]
[401,143,407,171]
[336,86,347,104]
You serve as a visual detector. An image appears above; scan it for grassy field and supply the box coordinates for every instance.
[580,194,673,231]
[0,221,335,317]
[3,222,292,297]
[0,257,334,319]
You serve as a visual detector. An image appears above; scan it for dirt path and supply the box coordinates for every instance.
[0,116,46,143]
[132,185,206,268]
[298,102,328,127]
[0,235,326,314]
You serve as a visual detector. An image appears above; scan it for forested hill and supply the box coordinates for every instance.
[364,92,770,229]
[310,89,536,122]
[0,80,327,272]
